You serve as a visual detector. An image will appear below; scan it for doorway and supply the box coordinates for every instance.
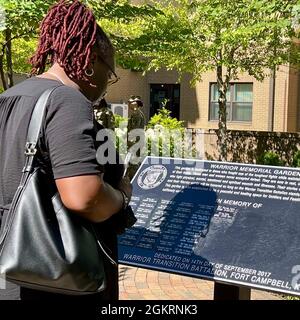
[150,84,180,119]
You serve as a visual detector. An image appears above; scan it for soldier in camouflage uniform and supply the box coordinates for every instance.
[94,98,115,130]
[127,96,146,179]
[128,95,145,132]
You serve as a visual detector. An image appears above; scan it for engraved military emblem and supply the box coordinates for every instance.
[137,165,168,190]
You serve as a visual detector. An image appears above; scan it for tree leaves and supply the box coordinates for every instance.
[107,0,300,83]
[0,0,54,37]
[0,0,299,80]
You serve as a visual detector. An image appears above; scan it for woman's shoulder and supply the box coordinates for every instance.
[48,85,92,118]
[1,77,59,98]
[44,84,95,127]
[50,82,91,105]
[2,77,91,106]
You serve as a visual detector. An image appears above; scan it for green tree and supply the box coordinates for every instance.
[11,38,37,75]
[0,0,157,89]
[91,0,161,71]
[108,0,300,161]
[0,0,55,89]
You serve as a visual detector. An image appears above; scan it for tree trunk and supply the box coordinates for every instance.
[0,53,7,90]
[217,65,228,161]
[5,29,14,88]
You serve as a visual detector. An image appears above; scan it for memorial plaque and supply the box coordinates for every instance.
[118,156,300,296]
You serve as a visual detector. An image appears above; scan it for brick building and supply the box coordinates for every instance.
[106,64,300,133]
[6,63,299,133]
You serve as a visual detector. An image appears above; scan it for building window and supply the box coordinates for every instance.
[209,83,253,122]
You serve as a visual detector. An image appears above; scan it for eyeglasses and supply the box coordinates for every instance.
[107,70,120,87]
[101,91,108,99]
[98,55,120,87]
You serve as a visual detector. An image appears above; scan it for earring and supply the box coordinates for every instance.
[85,68,94,77]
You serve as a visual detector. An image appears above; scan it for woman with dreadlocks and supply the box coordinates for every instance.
[0,0,132,300]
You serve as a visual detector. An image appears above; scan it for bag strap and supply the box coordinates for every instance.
[0,86,62,244]
[22,86,62,173]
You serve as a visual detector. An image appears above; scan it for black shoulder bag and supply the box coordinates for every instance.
[0,88,116,295]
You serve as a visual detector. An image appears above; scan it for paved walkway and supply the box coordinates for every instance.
[119,265,283,300]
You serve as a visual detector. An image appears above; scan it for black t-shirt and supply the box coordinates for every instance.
[0,77,107,206]
[0,76,123,300]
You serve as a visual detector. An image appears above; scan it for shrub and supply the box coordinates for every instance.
[147,107,185,130]
[257,151,283,166]
[292,151,300,167]
[146,107,191,158]
[114,114,127,128]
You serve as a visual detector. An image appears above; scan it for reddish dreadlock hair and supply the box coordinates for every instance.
[29,0,113,82]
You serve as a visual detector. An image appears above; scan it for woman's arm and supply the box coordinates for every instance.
[56,174,132,223]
